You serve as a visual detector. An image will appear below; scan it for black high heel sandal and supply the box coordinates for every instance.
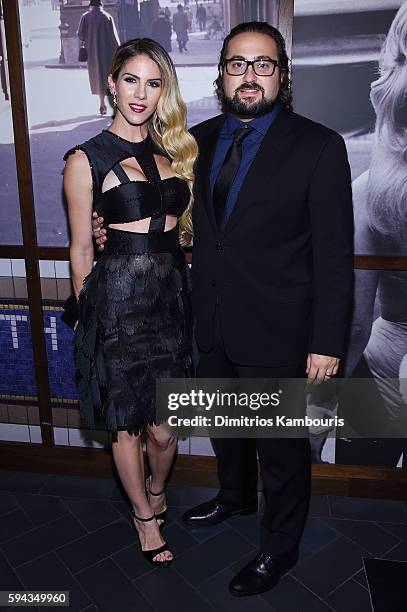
[146,476,167,527]
[130,508,172,567]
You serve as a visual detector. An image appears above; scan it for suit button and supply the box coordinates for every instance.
[216,242,223,251]
[211,280,217,286]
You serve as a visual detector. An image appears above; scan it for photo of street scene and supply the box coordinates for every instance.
[0,2,22,245]
[1,0,226,246]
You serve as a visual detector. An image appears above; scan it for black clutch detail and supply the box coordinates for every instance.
[78,45,88,62]
[61,293,79,331]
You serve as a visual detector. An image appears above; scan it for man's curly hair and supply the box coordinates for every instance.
[214,21,292,111]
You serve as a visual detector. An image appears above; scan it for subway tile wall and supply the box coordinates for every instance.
[0,259,208,454]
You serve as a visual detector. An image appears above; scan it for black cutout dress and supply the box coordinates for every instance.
[64,130,193,441]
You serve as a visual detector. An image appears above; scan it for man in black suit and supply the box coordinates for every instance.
[183,21,353,597]
[93,21,353,597]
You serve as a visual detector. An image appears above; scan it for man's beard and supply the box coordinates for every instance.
[221,83,276,118]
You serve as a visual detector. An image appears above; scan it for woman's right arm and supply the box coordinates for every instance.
[343,170,379,376]
[64,150,94,300]
[77,14,87,43]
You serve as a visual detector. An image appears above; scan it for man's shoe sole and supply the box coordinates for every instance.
[183,505,257,527]
[229,580,280,597]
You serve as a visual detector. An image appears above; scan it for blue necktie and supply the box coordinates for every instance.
[212,126,252,230]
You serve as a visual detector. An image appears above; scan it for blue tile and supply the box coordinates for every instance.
[0,306,81,402]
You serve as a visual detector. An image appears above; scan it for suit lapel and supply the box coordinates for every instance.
[194,115,226,235]
[221,110,294,238]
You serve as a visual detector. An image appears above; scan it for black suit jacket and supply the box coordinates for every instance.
[189,109,354,367]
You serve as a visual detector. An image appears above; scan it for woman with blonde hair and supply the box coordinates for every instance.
[64,38,198,565]
[342,1,407,465]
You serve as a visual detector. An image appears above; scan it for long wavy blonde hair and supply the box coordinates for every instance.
[367,1,407,241]
[110,38,198,244]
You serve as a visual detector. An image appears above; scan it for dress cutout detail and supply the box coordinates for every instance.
[64,131,193,441]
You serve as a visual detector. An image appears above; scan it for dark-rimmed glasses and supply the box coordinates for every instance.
[224,58,280,77]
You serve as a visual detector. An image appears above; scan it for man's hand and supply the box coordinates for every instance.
[306,353,339,384]
[92,211,106,251]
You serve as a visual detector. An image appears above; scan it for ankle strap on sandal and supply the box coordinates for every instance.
[131,508,155,522]
[147,475,165,496]
[149,487,165,496]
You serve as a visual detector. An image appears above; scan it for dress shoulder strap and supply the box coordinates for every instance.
[135,138,167,233]
[63,131,134,208]
[134,137,162,184]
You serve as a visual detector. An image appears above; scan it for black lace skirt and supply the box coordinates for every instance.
[74,227,193,442]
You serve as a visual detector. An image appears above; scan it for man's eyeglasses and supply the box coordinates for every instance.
[223,58,280,77]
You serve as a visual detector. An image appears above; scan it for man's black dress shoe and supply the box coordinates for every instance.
[229,550,298,597]
[182,497,257,527]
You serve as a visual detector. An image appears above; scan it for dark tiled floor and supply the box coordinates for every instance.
[1,469,407,611]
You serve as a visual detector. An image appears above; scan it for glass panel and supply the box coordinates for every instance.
[39,258,111,446]
[39,259,79,444]
[0,3,23,245]
[0,257,40,442]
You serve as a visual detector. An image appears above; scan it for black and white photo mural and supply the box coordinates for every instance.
[293,0,407,467]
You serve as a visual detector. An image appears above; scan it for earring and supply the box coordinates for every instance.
[111,91,117,106]
[154,113,162,129]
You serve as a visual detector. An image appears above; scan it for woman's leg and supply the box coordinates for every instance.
[98,94,107,115]
[146,424,177,520]
[111,430,172,561]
